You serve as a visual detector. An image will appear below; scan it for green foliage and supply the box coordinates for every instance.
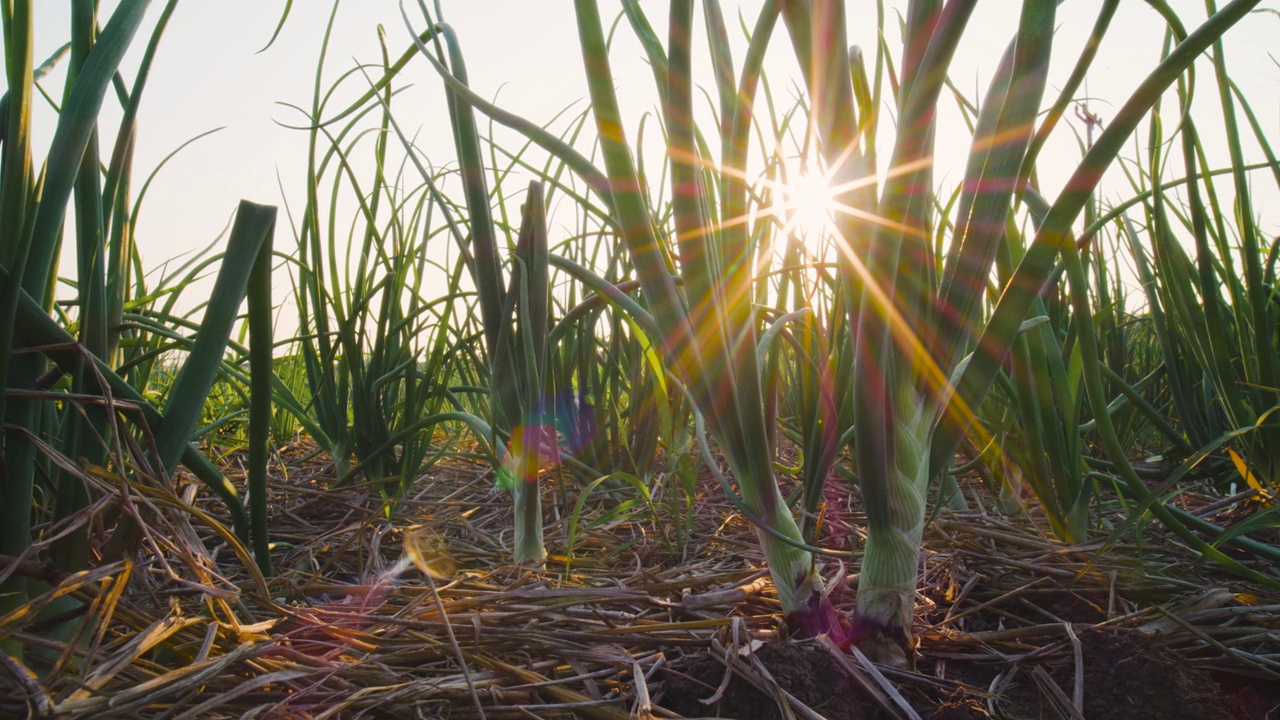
[784,0,1276,661]
[1,1,279,657]
[286,5,478,500]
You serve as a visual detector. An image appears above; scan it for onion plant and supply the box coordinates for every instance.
[2,0,169,638]
[420,26,559,564]
[1121,32,1280,495]
[767,247,856,546]
[288,9,477,499]
[2,1,155,602]
[1092,17,1280,550]
[1,0,282,659]
[991,197,1093,543]
[782,0,1270,662]
[300,0,631,564]
[396,0,824,576]
[305,3,565,562]
[526,0,888,641]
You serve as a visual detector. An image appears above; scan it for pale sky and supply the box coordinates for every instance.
[18,1,1280,302]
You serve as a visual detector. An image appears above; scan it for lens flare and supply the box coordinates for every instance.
[494,391,599,492]
[403,526,456,580]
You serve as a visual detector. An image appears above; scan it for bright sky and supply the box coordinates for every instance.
[19,1,1280,300]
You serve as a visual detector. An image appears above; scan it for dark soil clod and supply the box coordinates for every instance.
[657,642,875,720]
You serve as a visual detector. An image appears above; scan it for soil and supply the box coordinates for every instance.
[1077,627,1221,720]
[652,627,1280,719]
[1074,627,1279,720]
[657,642,876,719]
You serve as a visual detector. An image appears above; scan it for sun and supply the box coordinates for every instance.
[774,163,842,252]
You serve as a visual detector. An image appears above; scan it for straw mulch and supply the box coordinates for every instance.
[2,440,1278,719]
